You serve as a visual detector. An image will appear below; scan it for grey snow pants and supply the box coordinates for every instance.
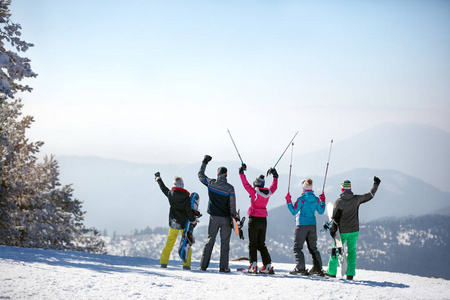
[200,215,232,270]
[294,225,323,271]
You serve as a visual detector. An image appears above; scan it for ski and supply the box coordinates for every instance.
[178,192,201,263]
[325,202,348,277]
[236,267,275,275]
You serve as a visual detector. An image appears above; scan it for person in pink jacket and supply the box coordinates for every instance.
[239,164,278,274]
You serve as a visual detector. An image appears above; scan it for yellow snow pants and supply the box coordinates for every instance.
[160,227,191,267]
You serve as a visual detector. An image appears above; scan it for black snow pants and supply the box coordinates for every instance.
[248,216,271,266]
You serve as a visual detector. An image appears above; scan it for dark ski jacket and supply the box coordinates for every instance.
[198,162,237,218]
[332,182,380,233]
[156,178,196,230]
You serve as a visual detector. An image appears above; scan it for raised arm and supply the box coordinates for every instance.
[198,155,213,186]
[155,172,170,197]
[357,176,381,205]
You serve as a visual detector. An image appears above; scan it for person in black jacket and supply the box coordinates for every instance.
[155,172,197,270]
[325,176,381,280]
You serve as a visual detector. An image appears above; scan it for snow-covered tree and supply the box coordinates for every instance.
[0,0,37,100]
[0,99,105,253]
[0,1,105,253]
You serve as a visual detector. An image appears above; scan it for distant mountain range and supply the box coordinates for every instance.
[105,213,450,280]
[56,122,450,234]
[294,122,450,193]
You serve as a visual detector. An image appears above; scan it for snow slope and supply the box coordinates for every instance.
[1,246,449,300]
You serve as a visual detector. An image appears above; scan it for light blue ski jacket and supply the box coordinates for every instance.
[287,190,325,226]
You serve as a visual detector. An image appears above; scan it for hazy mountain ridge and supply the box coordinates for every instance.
[295,122,450,192]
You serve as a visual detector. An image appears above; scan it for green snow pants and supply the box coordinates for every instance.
[326,231,359,276]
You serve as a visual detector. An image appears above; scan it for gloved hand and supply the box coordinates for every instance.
[193,210,202,218]
[154,172,161,181]
[202,155,212,164]
[285,193,292,204]
[319,193,326,202]
[186,232,195,245]
[374,176,381,185]
[239,163,247,174]
[330,222,337,238]
[268,167,278,178]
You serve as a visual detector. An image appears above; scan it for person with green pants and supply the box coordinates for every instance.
[326,176,381,280]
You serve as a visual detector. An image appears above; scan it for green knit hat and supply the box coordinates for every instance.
[341,180,351,190]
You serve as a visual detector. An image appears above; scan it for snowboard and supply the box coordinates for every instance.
[178,192,200,263]
[325,202,348,277]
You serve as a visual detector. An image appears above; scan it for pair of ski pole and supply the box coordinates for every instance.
[227,129,298,175]
[227,129,333,194]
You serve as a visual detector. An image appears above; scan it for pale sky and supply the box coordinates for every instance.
[11,0,450,168]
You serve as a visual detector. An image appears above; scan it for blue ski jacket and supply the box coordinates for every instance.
[287,190,325,226]
[198,162,237,218]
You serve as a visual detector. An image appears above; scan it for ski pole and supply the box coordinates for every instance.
[321,139,334,194]
[271,131,299,169]
[287,142,294,193]
[227,129,244,165]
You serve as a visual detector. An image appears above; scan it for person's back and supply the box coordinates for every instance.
[297,190,325,225]
[333,179,379,234]
[198,155,237,273]
[198,159,236,218]
[326,177,381,280]
[286,178,326,275]
[240,165,278,274]
[154,173,196,269]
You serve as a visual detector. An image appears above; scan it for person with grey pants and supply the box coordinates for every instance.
[198,155,238,273]
[286,178,326,275]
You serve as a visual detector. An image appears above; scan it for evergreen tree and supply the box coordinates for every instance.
[0,0,105,253]
[0,0,37,100]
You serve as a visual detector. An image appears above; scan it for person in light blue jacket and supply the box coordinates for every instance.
[285,178,326,276]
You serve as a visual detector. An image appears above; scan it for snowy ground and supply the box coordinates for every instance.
[1,246,449,300]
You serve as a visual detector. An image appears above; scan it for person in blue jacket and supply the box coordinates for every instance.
[285,178,326,276]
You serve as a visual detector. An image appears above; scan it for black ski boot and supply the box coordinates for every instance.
[290,268,309,276]
[309,267,325,277]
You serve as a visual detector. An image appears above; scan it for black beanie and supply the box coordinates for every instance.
[253,175,265,187]
[217,166,228,176]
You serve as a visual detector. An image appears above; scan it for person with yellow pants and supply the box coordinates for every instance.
[326,176,381,280]
[155,172,197,270]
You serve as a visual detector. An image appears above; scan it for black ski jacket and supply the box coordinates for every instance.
[156,178,196,229]
[332,182,379,233]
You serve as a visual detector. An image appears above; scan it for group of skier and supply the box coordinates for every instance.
[154,154,381,280]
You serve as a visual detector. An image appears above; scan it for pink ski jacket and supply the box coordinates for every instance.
[240,174,278,217]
